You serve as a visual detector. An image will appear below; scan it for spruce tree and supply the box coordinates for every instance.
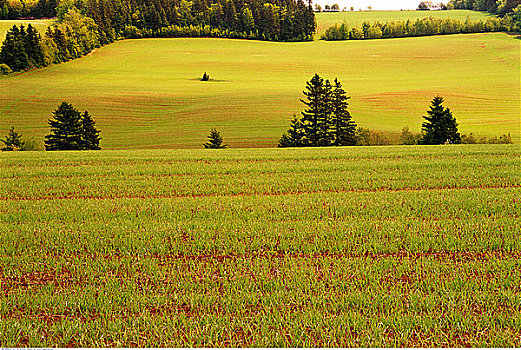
[0,25,29,71]
[1,127,25,151]
[203,128,227,149]
[300,74,325,147]
[330,78,356,146]
[278,115,304,147]
[44,102,84,151]
[24,24,44,68]
[317,79,333,146]
[419,96,462,145]
[80,111,101,150]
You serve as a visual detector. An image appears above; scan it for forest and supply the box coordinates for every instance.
[0,0,316,42]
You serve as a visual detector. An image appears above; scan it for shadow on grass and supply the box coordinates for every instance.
[189,78,228,82]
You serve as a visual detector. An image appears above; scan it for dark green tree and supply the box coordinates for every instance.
[0,25,29,71]
[203,128,227,149]
[300,73,326,146]
[419,96,461,145]
[80,111,102,150]
[278,115,305,147]
[44,102,84,151]
[24,24,44,68]
[317,79,333,146]
[330,78,356,146]
[1,127,25,151]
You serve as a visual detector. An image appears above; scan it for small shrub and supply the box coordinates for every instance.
[201,72,210,81]
[356,127,391,146]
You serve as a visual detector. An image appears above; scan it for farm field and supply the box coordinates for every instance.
[0,19,55,42]
[0,145,520,346]
[315,10,494,35]
[1,32,519,149]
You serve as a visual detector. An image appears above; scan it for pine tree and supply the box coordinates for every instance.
[203,128,227,149]
[1,127,25,151]
[278,115,304,147]
[80,111,101,150]
[330,78,356,146]
[44,102,84,151]
[419,96,462,145]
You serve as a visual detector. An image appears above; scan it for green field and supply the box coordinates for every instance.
[1,145,520,346]
[315,10,495,35]
[0,19,55,42]
[1,33,519,149]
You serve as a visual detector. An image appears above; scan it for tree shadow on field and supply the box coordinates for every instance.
[505,32,521,40]
[189,77,228,82]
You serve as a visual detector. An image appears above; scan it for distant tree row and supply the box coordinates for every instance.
[0,0,57,19]
[417,1,448,10]
[83,0,316,43]
[1,0,316,42]
[0,10,102,73]
[321,15,512,40]
[314,4,340,12]
[448,0,520,15]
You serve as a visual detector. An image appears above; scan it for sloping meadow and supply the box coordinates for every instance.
[0,145,520,346]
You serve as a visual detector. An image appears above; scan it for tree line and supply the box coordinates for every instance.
[447,0,520,15]
[1,0,316,42]
[321,15,513,41]
[0,10,102,73]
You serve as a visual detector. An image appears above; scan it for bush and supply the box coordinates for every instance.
[400,126,422,145]
[355,127,391,146]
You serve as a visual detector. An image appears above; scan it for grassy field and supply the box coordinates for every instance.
[0,19,55,42]
[0,145,520,346]
[315,10,495,35]
[1,32,518,149]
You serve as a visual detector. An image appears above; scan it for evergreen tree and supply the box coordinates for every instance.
[44,102,84,151]
[0,25,29,71]
[300,73,325,146]
[419,96,462,145]
[1,127,25,151]
[278,115,304,147]
[24,24,44,68]
[330,78,356,146]
[203,128,227,149]
[80,111,101,150]
[317,79,333,146]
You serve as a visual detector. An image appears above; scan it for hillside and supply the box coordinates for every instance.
[1,32,518,149]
